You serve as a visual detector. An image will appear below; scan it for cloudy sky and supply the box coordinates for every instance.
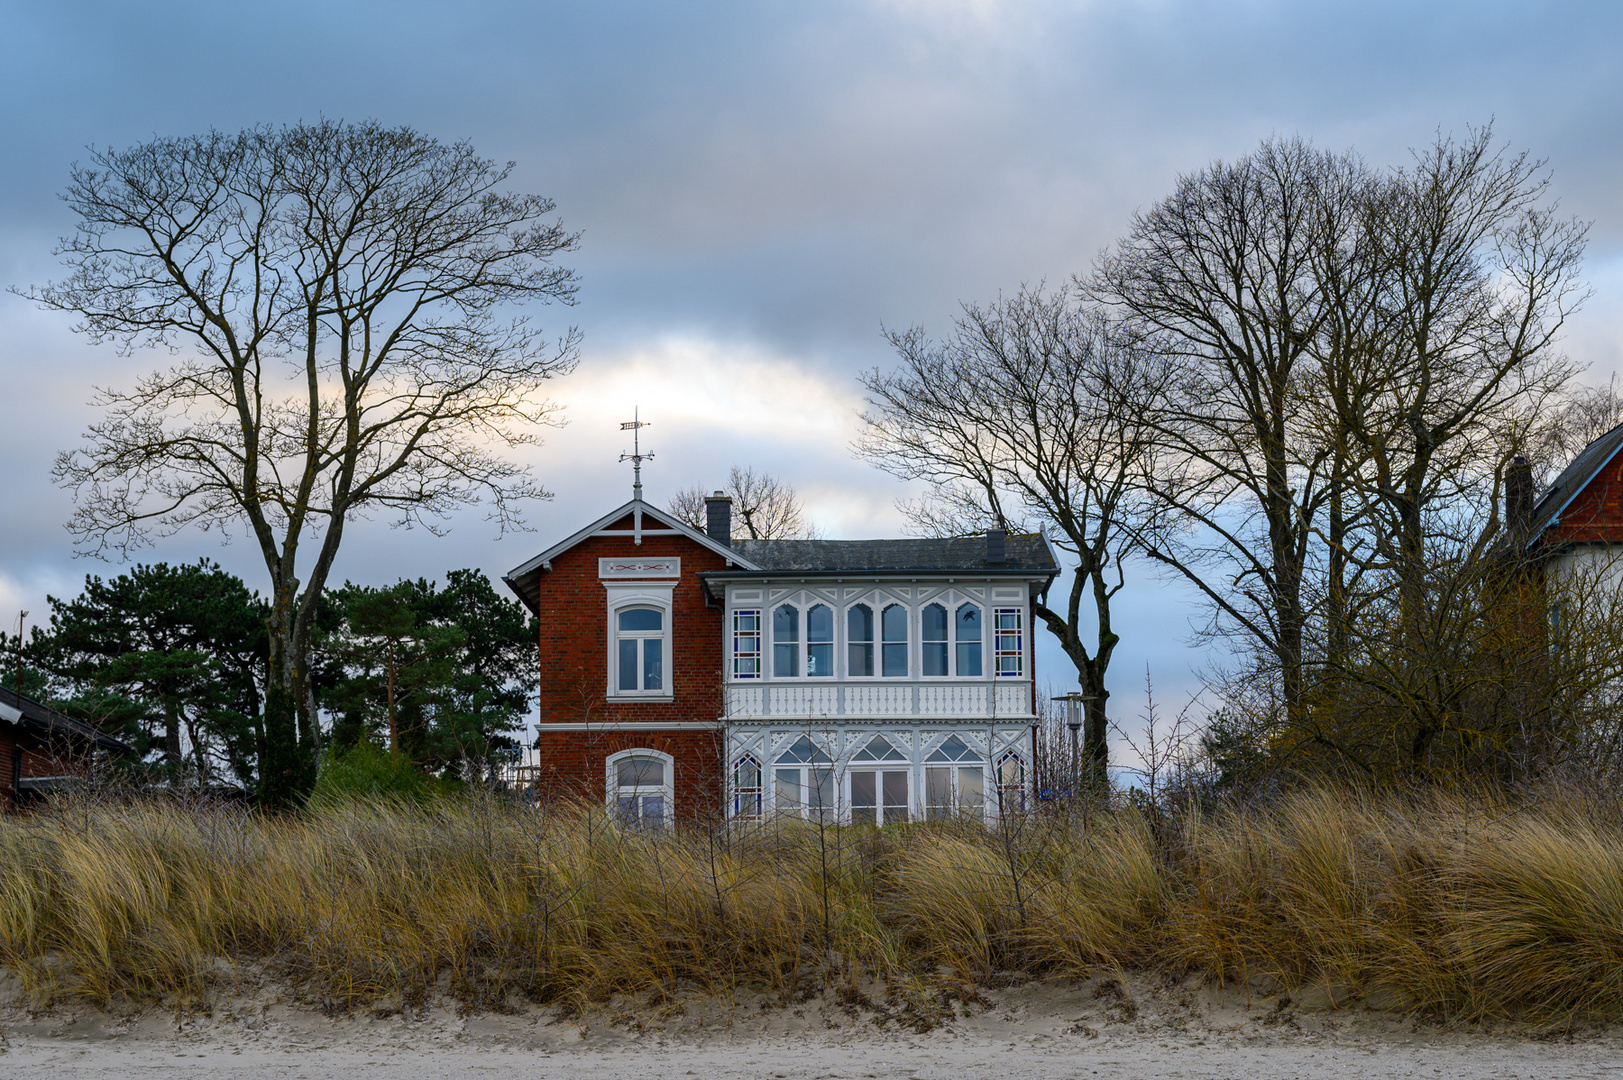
[3,1,1621,762]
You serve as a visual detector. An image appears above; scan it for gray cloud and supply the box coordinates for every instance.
[4,0,1621,756]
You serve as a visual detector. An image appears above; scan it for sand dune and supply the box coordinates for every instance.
[7,975,1622,1079]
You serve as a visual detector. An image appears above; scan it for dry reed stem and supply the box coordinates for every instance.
[0,788,1620,1022]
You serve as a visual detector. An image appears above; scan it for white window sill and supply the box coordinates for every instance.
[607,693,676,703]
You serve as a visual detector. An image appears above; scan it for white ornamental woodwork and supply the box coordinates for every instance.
[918,684,989,715]
[598,557,680,579]
[767,685,840,718]
[843,685,914,716]
[995,683,1031,717]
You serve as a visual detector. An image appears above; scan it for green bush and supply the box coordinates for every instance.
[312,741,445,806]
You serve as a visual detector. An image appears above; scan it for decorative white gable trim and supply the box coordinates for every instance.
[600,557,680,579]
[507,498,759,581]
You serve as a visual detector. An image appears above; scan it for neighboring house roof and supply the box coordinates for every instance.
[724,534,1058,575]
[503,496,763,613]
[0,686,133,754]
[1527,420,1623,548]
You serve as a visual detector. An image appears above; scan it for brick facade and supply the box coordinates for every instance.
[530,513,728,822]
[1541,451,1623,550]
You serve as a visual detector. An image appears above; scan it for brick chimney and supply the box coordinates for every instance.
[1505,455,1534,540]
[985,527,1006,565]
[705,491,733,547]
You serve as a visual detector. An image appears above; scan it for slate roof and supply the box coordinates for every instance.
[725,534,1057,575]
[0,686,132,753]
[1527,420,1623,547]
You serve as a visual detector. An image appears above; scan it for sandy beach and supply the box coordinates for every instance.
[7,975,1623,1079]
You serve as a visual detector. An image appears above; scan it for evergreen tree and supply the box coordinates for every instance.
[28,561,267,785]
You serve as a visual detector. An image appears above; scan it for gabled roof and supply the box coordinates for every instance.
[0,686,132,753]
[502,496,762,613]
[1527,420,1623,548]
[713,534,1059,576]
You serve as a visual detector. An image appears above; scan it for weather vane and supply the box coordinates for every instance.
[619,407,653,499]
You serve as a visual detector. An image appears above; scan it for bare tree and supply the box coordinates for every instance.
[668,466,816,539]
[1087,129,1586,752]
[1087,137,1361,732]
[1529,376,1623,487]
[1330,127,1586,649]
[28,121,581,806]
[858,285,1163,786]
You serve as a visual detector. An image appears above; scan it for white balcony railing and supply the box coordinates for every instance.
[725,681,1032,720]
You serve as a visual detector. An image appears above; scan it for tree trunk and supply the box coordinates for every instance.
[259,574,317,810]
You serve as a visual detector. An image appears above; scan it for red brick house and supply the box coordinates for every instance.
[1520,424,1623,561]
[0,686,131,809]
[505,489,1058,826]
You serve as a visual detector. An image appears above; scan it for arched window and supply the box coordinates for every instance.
[881,603,909,677]
[773,735,833,818]
[921,603,949,677]
[615,607,664,693]
[772,604,800,677]
[996,752,1027,814]
[732,755,763,820]
[607,749,673,830]
[850,734,910,826]
[955,604,983,676]
[847,603,875,677]
[925,736,984,821]
[807,604,834,677]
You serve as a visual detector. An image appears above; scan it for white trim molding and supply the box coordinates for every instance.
[600,557,680,579]
[605,581,677,700]
[606,747,676,828]
[537,721,723,732]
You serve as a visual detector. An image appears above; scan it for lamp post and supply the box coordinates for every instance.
[1050,691,1095,795]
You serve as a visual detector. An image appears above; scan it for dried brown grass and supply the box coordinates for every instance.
[2,787,1621,1021]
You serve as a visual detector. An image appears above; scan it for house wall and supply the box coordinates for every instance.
[721,580,1037,720]
[532,514,728,822]
[0,721,92,810]
[1548,546,1623,593]
[1544,452,1623,549]
[530,727,722,821]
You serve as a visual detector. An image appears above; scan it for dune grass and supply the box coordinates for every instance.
[2,786,1621,1021]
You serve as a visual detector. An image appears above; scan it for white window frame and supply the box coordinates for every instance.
[846,601,877,679]
[879,601,910,679]
[605,582,675,700]
[923,734,986,822]
[770,601,801,679]
[994,751,1029,816]
[731,753,764,819]
[847,766,911,826]
[765,598,838,680]
[769,735,835,818]
[731,608,763,680]
[994,607,1025,678]
[954,601,986,678]
[920,601,951,678]
[918,599,988,679]
[804,601,836,678]
[606,748,675,828]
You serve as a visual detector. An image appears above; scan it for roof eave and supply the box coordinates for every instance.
[697,565,1059,601]
[502,496,762,614]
